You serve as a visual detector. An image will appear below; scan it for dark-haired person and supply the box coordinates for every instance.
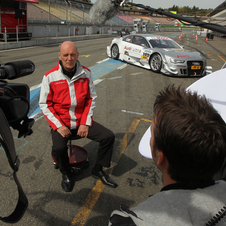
[39,41,118,192]
[109,85,226,226]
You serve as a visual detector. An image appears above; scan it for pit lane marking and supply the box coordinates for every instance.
[70,118,141,226]
[218,55,226,62]
[96,58,109,64]
[79,55,90,58]
[118,64,128,70]
[121,110,144,115]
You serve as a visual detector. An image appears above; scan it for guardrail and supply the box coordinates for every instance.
[0,25,31,42]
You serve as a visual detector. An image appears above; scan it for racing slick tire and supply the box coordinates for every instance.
[111,44,119,60]
[150,53,162,73]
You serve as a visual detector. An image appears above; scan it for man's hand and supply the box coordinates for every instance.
[57,126,71,138]
[77,124,89,138]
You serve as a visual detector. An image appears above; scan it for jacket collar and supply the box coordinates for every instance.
[161,180,215,192]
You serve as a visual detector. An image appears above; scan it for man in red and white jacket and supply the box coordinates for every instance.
[39,41,118,192]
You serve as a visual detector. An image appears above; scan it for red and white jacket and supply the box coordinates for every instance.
[39,61,97,130]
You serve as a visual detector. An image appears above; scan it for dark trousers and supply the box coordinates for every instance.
[51,121,115,175]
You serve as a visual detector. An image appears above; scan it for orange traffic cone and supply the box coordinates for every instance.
[206,36,208,41]
[196,35,198,41]
[179,35,181,39]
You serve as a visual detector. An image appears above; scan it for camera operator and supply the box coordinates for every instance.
[109,85,226,226]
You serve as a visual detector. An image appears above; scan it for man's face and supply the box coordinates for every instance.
[58,42,79,72]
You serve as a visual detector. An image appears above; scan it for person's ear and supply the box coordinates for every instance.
[58,52,61,60]
[156,151,166,167]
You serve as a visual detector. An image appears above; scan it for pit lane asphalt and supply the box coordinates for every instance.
[0,32,225,226]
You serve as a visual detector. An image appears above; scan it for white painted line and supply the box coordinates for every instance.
[31,112,44,121]
[130,72,143,76]
[118,64,128,70]
[96,58,109,64]
[0,46,37,52]
[30,83,42,91]
[94,79,103,85]
[107,76,122,80]
[121,110,144,115]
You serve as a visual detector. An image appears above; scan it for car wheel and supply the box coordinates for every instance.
[150,53,162,72]
[111,45,119,60]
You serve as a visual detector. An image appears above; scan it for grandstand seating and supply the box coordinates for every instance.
[116,14,134,24]
[27,3,59,21]
[111,15,132,25]
[69,5,90,22]
[27,1,133,26]
[28,1,89,23]
[27,1,175,26]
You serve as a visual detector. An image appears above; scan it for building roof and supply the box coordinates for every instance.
[208,1,226,17]
[14,0,39,3]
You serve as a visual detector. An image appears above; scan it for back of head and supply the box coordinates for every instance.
[153,85,226,187]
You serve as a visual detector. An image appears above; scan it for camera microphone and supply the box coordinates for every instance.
[0,60,35,80]
[89,0,125,26]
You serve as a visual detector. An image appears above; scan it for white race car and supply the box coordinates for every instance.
[107,33,212,77]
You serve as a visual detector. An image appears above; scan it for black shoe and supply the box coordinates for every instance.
[61,173,73,192]
[92,169,118,188]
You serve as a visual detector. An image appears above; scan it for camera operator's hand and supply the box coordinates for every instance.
[57,126,71,138]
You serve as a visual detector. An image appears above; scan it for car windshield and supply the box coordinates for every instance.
[149,39,182,49]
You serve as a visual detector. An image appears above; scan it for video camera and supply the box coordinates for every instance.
[0,60,35,223]
[0,60,35,138]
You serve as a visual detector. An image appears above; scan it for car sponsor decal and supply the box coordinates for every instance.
[141,52,150,60]
[124,46,132,51]
[133,48,141,53]
[144,50,153,54]
[192,62,201,65]
[149,37,170,40]
[177,54,191,58]
[175,50,185,52]
[125,38,132,42]
[141,55,149,59]
[191,66,201,70]
[124,46,141,53]
[191,62,201,70]
[156,37,169,40]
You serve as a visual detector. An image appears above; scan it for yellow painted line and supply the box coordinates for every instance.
[118,119,140,157]
[218,55,226,62]
[211,59,217,61]
[80,55,90,57]
[70,118,140,226]
[140,118,152,123]
[70,180,105,226]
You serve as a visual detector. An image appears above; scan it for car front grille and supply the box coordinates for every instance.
[187,61,204,76]
[180,68,187,75]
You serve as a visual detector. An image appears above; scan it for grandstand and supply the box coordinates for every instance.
[28,0,90,23]
[2,0,226,41]
[27,0,176,30]
[27,0,133,26]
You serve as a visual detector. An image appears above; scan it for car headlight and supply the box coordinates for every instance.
[170,58,185,64]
